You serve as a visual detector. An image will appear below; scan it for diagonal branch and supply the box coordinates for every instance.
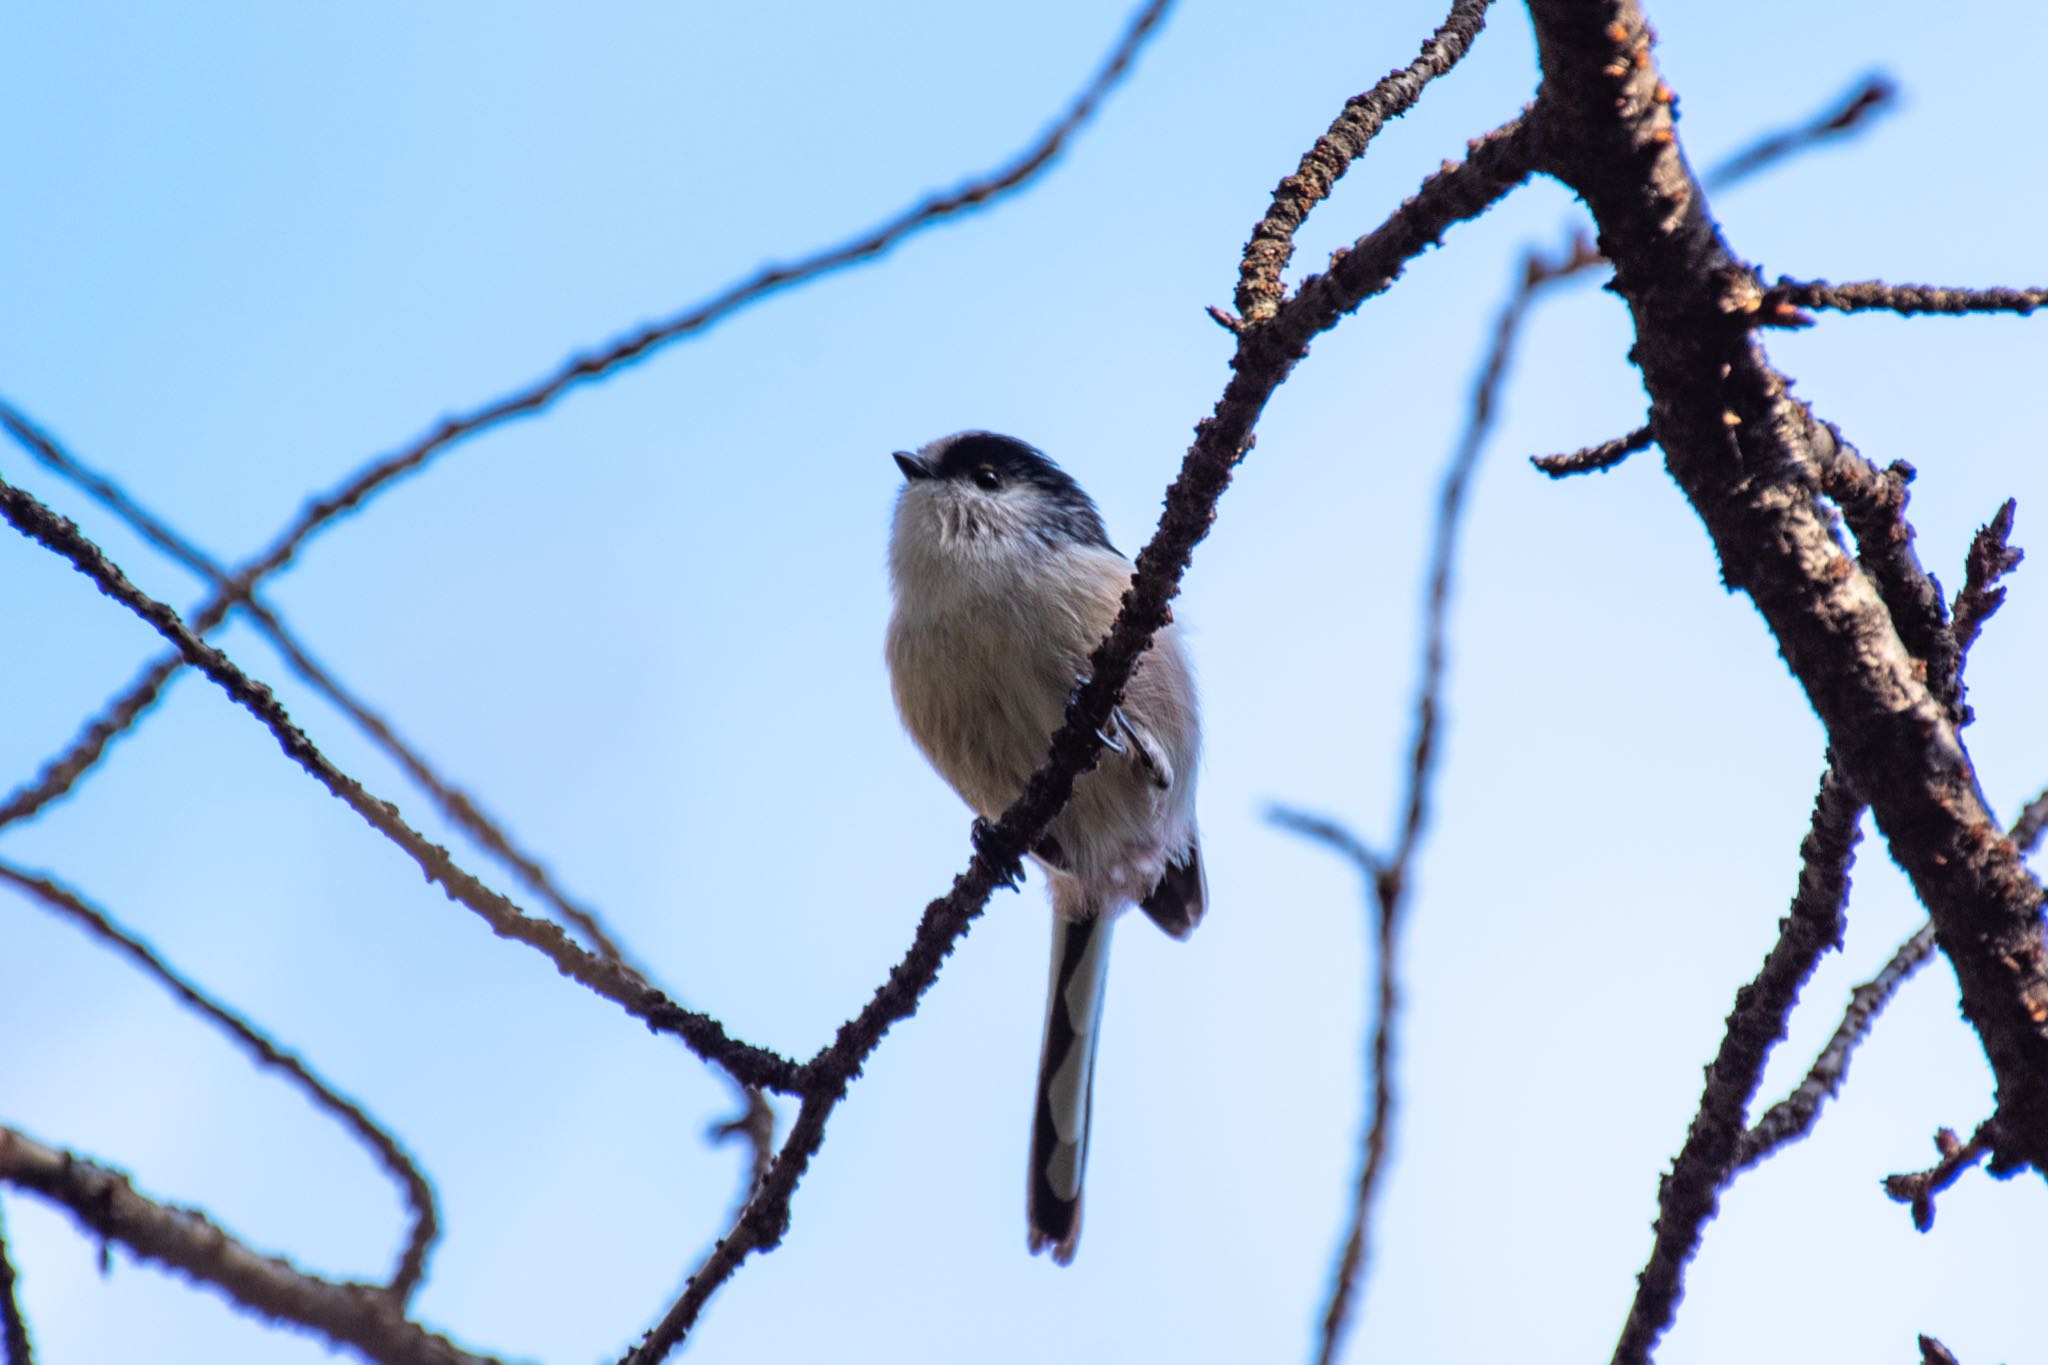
[1235,0,1496,324]
[1705,74,1896,192]
[619,109,1543,1365]
[0,862,439,1301]
[1611,760,1862,1365]
[1530,0,2048,1214]
[0,398,642,973]
[1734,922,1936,1171]
[0,0,1172,836]
[0,1128,495,1365]
[1733,502,2024,1172]
[0,474,805,1098]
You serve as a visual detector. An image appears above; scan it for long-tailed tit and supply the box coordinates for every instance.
[884,430,1205,1265]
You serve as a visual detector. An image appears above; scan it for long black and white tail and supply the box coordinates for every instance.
[1027,913,1114,1264]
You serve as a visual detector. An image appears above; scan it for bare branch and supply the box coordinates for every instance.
[1735,922,1937,1171]
[1884,1122,1994,1232]
[0,1128,495,1365]
[1530,0,2048,1204]
[0,1202,30,1365]
[1532,424,1654,478]
[2015,789,2048,858]
[0,398,645,972]
[0,651,184,831]
[0,862,439,1300]
[1266,808,1384,879]
[0,0,1171,836]
[1919,1335,1962,1365]
[1766,279,2047,317]
[1736,517,2023,1171]
[619,107,1542,1365]
[1236,0,1497,323]
[1704,73,1897,191]
[1274,224,1533,1361]
[1268,808,1403,1365]
[1612,761,1862,1365]
[0,474,805,1097]
[1949,499,2023,665]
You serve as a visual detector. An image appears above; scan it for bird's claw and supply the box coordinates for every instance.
[972,817,1026,890]
[1070,672,1130,756]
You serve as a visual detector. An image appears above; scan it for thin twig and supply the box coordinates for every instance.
[0,1203,30,1365]
[1767,279,2046,317]
[1918,1336,1962,1365]
[1235,0,1496,323]
[0,0,1172,835]
[1735,922,1937,1171]
[1704,74,1897,191]
[619,109,1543,1365]
[0,862,440,1301]
[1884,1122,1995,1232]
[1532,423,1654,477]
[1948,499,2022,670]
[2014,789,2048,857]
[1280,225,1531,1365]
[1612,762,1862,1365]
[0,397,644,972]
[0,1128,495,1365]
[0,473,805,1097]
[1267,807,1402,1365]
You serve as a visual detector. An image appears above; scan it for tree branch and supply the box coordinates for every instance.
[1766,279,2046,317]
[1611,760,1861,1364]
[1235,0,1497,323]
[1734,921,1937,1171]
[0,862,439,1300]
[0,1202,29,1365]
[0,397,644,973]
[1530,0,2048,1212]
[1704,74,1896,191]
[1532,423,1654,477]
[0,1129,495,1365]
[0,0,1172,836]
[617,106,1542,1365]
[0,474,805,1097]
[1884,1122,1994,1232]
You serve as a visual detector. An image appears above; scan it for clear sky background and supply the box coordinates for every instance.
[3,2,2045,1362]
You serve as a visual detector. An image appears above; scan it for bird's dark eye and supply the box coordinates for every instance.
[972,464,1002,491]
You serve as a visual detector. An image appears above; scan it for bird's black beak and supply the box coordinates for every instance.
[894,450,933,482]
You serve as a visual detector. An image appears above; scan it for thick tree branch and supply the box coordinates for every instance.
[0,863,439,1300]
[1235,0,1496,323]
[1529,0,2048,1225]
[0,474,805,1097]
[0,1129,495,1365]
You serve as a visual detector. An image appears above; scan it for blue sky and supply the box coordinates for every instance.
[3,1,2045,1362]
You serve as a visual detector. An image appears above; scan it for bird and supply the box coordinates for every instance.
[883,430,1205,1264]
